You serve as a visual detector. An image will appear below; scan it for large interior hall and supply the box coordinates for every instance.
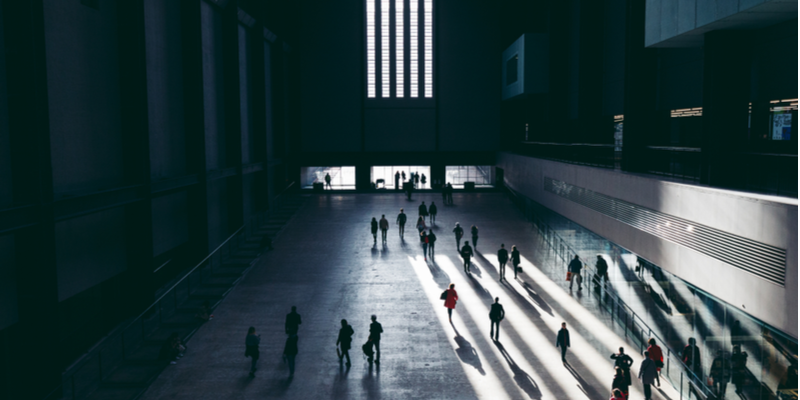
[0,1,798,399]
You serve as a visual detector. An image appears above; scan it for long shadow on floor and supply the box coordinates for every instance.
[494,342,543,399]
[362,364,381,400]
[452,323,486,375]
[564,361,606,400]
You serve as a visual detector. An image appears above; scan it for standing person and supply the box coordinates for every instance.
[489,297,505,341]
[396,209,407,238]
[497,244,509,281]
[453,223,464,249]
[471,225,479,249]
[428,201,437,224]
[556,322,570,363]
[443,283,458,322]
[709,350,731,398]
[639,351,658,400]
[611,366,629,399]
[406,180,414,200]
[461,242,474,273]
[379,214,389,243]
[324,173,332,190]
[595,255,609,288]
[283,334,298,377]
[371,217,378,245]
[421,231,429,261]
[401,171,406,182]
[421,173,427,188]
[646,338,664,387]
[427,230,437,259]
[336,319,354,367]
[414,172,420,187]
[285,306,302,336]
[511,245,521,279]
[441,184,448,204]
[394,171,401,191]
[245,327,261,377]
[418,201,428,219]
[416,216,427,241]
[369,315,383,365]
[731,345,749,395]
[446,183,454,204]
[683,338,702,380]
[568,255,583,291]
[611,347,634,387]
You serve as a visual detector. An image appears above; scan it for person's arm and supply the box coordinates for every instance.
[499,306,505,320]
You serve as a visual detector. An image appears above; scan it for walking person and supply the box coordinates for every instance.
[394,171,400,191]
[324,173,332,190]
[568,255,583,291]
[611,347,634,387]
[471,225,479,249]
[422,231,429,261]
[421,173,427,188]
[416,216,427,241]
[461,242,474,273]
[414,172,420,187]
[369,315,383,365]
[401,171,406,182]
[283,334,298,377]
[511,245,521,279]
[595,254,609,289]
[446,183,454,204]
[428,201,437,224]
[611,366,629,399]
[336,319,354,367]
[406,180,414,200]
[731,345,749,395]
[443,283,458,322]
[639,351,659,400]
[489,297,505,341]
[683,338,702,380]
[418,201,428,219]
[453,223,464,249]
[427,230,436,259]
[709,350,732,398]
[379,214,389,243]
[396,209,407,238]
[285,306,302,336]
[497,244,509,281]
[646,338,664,387]
[245,327,261,377]
[371,217,378,245]
[556,322,570,363]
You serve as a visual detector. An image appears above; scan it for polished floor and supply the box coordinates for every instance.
[141,193,680,399]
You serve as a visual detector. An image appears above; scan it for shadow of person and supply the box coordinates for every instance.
[499,280,541,319]
[263,376,294,397]
[331,362,351,398]
[521,282,554,316]
[371,246,379,259]
[466,273,493,301]
[563,361,606,400]
[655,387,674,400]
[468,260,482,278]
[380,246,389,259]
[494,341,542,399]
[362,364,381,400]
[451,323,486,375]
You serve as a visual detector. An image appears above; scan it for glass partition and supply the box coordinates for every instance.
[300,166,356,190]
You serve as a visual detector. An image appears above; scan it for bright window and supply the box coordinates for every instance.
[301,167,356,190]
[445,166,493,188]
[371,166,431,189]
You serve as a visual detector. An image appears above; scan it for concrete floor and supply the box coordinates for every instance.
[141,193,680,400]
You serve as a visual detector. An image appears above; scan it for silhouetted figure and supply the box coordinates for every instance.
[285,306,302,336]
[406,180,414,200]
[497,244,509,281]
[646,338,664,387]
[336,319,354,367]
[639,351,658,400]
[556,322,570,362]
[324,173,332,189]
[421,231,429,261]
[441,184,447,203]
[418,201,428,219]
[369,315,383,364]
[362,336,375,364]
[421,173,427,188]
[379,215,389,243]
[611,347,634,386]
[394,171,400,191]
[461,242,474,273]
[428,201,437,224]
[401,171,406,182]
[471,225,479,249]
[427,230,436,258]
[195,300,213,322]
[709,350,731,398]
[595,255,609,288]
[414,172,420,187]
[416,216,426,242]
[446,183,454,204]
[731,344,749,395]
[245,327,261,376]
[443,283,458,321]
[453,223,464,249]
[396,209,407,238]
[371,217,378,244]
[683,338,702,379]
[611,366,629,399]
[511,245,520,279]
[489,297,505,341]
[568,255,583,290]
[284,334,298,376]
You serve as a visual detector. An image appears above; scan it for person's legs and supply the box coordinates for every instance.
[251,354,259,373]
[344,349,351,365]
[513,262,518,279]
[576,273,582,290]
[423,244,428,259]
[643,383,651,400]
[448,308,453,320]
[494,321,501,340]
[560,346,567,361]
[374,340,380,363]
[472,237,477,248]
[499,262,505,280]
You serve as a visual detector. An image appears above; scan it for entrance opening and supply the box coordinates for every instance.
[301,166,356,190]
[370,166,431,190]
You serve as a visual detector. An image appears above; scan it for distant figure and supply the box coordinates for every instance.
[418,201,428,219]
[646,338,664,387]
[406,180,414,200]
[443,283,458,322]
[416,216,427,241]
[568,255,583,291]
[497,244,509,281]
[371,217,378,244]
[489,297,505,341]
[611,347,634,387]
[511,245,520,279]
[414,172,420,187]
[428,201,437,224]
[611,366,629,399]
[396,209,407,238]
[283,334,298,376]
[420,173,427,188]
[446,183,454,204]
[453,223,464,249]
[195,300,214,322]
[471,225,479,249]
[379,214,389,243]
[422,231,429,261]
[731,345,749,395]
[285,306,302,336]
[324,173,332,189]
[709,350,732,398]
[460,242,474,273]
[369,315,383,365]
[683,338,702,379]
[336,319,354,367]
[427,230,436,258]
[441,184,447,204]
[639,350,658,400]
[159,332,185,365]
[595,255,609,288]
[610,388,626,400]
[245,327,261,376]
[556,322,570,362]
[401,171,406,182]
[394,171,401,191]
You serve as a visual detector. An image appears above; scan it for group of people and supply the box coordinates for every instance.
[370,202,441,259]
[441,183,455,205]
[245,306,302,377]
[394,171,427,190]
[336,315,384,367]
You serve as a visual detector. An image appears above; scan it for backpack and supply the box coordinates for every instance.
[362,341,374,357]
[440,290,448,300]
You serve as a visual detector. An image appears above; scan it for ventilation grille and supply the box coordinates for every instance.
[544,177,786,286]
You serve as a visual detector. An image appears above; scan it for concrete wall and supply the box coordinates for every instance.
[498,152,798,337]
[0,1,11,208]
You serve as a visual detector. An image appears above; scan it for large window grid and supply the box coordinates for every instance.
[395,0,404,97]
[380,0,390,97]
[366,0,376,98]
[445,166,493,188]
[423,0,432,97]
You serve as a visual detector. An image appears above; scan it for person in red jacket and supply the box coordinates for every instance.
[646,338,664,387]
[444,283,459,322]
